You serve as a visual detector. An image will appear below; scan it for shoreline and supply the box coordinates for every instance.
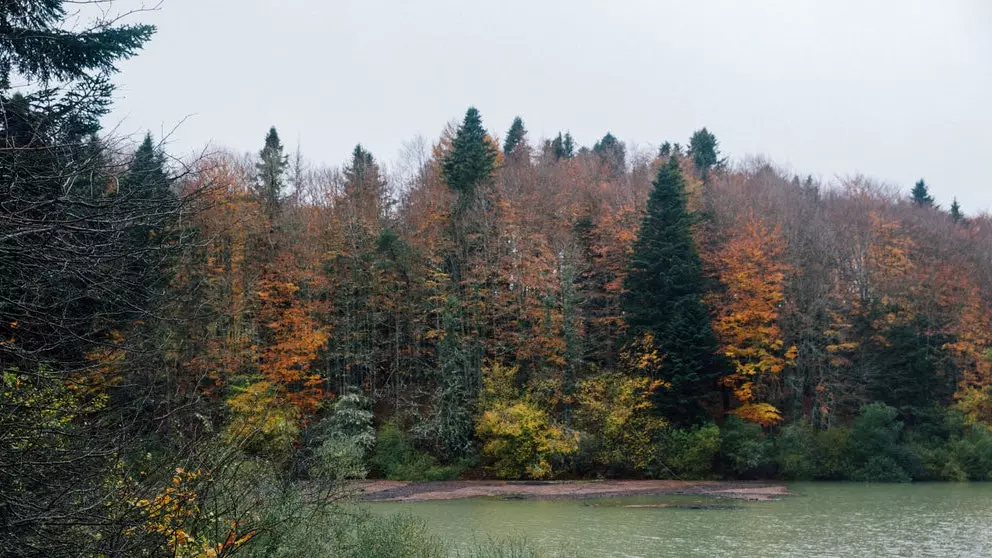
[356,479,790,503]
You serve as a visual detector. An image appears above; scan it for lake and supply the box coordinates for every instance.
[369,483,992,557]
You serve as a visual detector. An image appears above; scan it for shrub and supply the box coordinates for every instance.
[812,426,851,479]
[653,423,721,479]
[574,372,667,476]
[773,422,817,480]
[949,427,992,481]
[845,403,911,482]
[476,401,579,479]
[307,390,376,480]
[372,422,465,481]
[719,416,774,478]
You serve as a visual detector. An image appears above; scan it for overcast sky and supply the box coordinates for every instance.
[107,0,992,212]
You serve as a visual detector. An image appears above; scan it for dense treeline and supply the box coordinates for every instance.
[3,1,992,556]
[175,112,992,485]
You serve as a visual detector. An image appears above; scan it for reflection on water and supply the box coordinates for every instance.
[370,483,992,557]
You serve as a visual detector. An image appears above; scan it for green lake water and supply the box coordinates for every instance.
[369,483,992,557]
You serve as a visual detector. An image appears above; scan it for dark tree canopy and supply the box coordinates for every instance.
[950,198,963,223]
[442,107,497,195]
[0,0,154,86]
[622,157,723,425]
[911,179,935,206]
[256,126,288,216]
[503,116,527,156]
[549,131,575,160]
[593,132,625,177]
[688,127,719,177]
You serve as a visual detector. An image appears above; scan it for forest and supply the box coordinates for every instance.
[3,2,992,557]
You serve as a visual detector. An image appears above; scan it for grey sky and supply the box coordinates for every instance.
[108,0,992,212]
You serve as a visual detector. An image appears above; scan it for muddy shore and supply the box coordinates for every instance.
[357,479,790,502]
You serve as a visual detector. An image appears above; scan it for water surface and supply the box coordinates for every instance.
[370,483,992,557]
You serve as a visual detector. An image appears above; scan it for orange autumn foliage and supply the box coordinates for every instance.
[707,215,795,426]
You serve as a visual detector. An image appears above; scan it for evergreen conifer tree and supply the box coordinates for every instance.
[442,107,497,197]
[503,116,527,156]
[659,141,672,158]
[549,131,575,160]
[911,179,934,206]
[622,156,723,425]
[256,126,288,217]
[950,198,964,223]
[688,127,719,179]
[593,132,625,177]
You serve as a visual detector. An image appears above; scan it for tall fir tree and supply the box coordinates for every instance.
[911,179,934,206]
[122,133,171,198]
[950,198,964,223]
[256,126,288,217]
[593,132,625,177]
[658,141,672,158]
[549,131,575,160]
[503,116,527,156]
[622,156,723,425]
[688,127,719,179]
[442,107,498,197]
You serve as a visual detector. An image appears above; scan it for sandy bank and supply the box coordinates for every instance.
[357,479,789,502]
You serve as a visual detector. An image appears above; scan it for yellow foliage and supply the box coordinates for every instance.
[224,380,300,461]
[729,402,783,427]
[132,468,254,558]
[476,398,578,479]
[575,372,667,471]
[706,215,793,425]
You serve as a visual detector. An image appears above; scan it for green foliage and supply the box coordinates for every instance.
[0,0,154,86]
[308,390,376,480]
[503,116,528,155]
[950,197,964,223]
[548,131,575,160]
[911,178,935,206]
[443,107,498,195]
[372,422,465,481]
[845,403,912,482]
[811,426,851,480]
[687,127,720,178]
[592,132,625,177]
[773,422,818,480]
[256,126,288,216]
[653,423,721,479]
[622,156,723,425]
[719,417,774,478]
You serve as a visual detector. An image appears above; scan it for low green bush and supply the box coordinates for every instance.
[719,416,775,478]
[372,422,466,481]
[653,423,720,479]
[773,422,818,480]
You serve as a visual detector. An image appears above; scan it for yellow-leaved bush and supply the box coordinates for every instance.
[475,362,578,479]
[223,380,300,463]
[575,371,667,473]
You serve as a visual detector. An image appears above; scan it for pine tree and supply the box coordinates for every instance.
[256,126,288,217]
[593,132,625,177]
[622,157,723,425]
[658,141,672,158]
[123,133,171,198]
[442,107,498,197]
[911,179,934,206]
[549,132,575,160]
[950,198,963,223]
[503,116,527,156]
[688,127,719,179]
[0,0,153,88]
